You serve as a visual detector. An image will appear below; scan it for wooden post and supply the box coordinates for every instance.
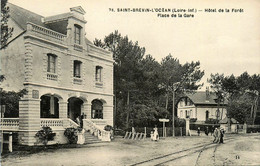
[159,119,169,137]
[128,132,132,139]
[124,132,129,139]
[9,132,12,152]
[172,89,175,137]
[163,122,165,137]
[1,131,3,154]
[131,133,135,140]
[180,127,182,136]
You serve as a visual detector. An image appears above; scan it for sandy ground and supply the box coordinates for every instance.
[1,133,259,166]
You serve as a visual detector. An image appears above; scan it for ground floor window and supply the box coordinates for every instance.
[40,95,59,118]
[91,100,103,119]
[206,110,209,120]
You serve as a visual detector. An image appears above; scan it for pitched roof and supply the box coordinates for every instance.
[44,13,72,23]
[8,3,47,30]
[7,3,94,45]
[186,91,227,105]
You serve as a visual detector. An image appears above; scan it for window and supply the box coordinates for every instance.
[74,25,81,44]
[95,66,103,82]
[74,60,82,78]
[47,54,56,73]
[187,98,190,106]
[206,110,209,120]
[185,110,190,118]
[184,98,188,106]
[216,109,220,119]
[180,99,183,107]
[91,100,103,119]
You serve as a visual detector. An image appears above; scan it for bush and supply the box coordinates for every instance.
[35,126,56,146]
[104,125,113,131]
[189,118,197,123]
[64,128,79,144]
[176,118,186,127]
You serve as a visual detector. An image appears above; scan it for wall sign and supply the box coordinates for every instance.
[32,90,39,99]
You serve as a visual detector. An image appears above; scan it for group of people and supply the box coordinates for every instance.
[213,127,225,143]
[76,113,86,128]
[197,126,225,143]
[76,113,86,145]
[151,126,159,141]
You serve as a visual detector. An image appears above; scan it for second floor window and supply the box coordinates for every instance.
[47,54,56,73]
[74,60,81,78]
[74,25,81,45]
[95,66,103,82]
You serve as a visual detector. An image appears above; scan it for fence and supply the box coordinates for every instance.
[125,127,186,137]
[247,125,260,133]
[190,123,220,132]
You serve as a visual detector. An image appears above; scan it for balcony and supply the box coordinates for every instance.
[74,44,83,52]
[47,73,58,81]
[26,22,67,45]
[73,77,83,85]
[95,81,103,88]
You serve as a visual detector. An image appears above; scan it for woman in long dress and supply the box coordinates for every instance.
[77,128,85,144]
[153,126,159,141]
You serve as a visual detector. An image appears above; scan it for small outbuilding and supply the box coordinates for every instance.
[219,117,240,133]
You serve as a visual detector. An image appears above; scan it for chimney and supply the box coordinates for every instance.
[206,87,210,101]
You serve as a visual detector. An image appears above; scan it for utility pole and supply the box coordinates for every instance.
[126,90,130,129]
[172,82,180,137]
[172,89,175,137]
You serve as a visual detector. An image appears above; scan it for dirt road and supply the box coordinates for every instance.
[1,133,259,166]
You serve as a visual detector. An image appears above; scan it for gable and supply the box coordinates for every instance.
[70,6,86,15]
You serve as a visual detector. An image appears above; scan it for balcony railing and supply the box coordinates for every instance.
[40,119,63,129]
[0,118,19,131]
[27,22,66,42]
[83,119,111,141]
[47,73,58,81]
[73,78,83,85]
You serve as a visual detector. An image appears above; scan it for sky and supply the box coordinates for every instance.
[8,0,260,89]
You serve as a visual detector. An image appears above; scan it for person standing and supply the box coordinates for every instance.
[197,127,201,136]
[205,127,209,136]
[153,126,159,141]
[80,113,84,128]
[210,126,214,136]
[219,128,224,143]
[213,128,219,143]
[76,115,81,126]
[77,128,85,145]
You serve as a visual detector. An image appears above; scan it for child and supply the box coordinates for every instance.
[197,127,200,136]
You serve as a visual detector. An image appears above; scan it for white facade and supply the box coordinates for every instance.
[177,91,227,123]
[0,3,114,145]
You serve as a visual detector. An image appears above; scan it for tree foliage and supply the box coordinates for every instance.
[94,30,204,129]
[1,0,13,49]
[0,89,27,117]
[208,72,260,124]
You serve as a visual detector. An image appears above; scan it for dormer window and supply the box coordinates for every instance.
[74,24,81,45]
[74,60,82,78]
